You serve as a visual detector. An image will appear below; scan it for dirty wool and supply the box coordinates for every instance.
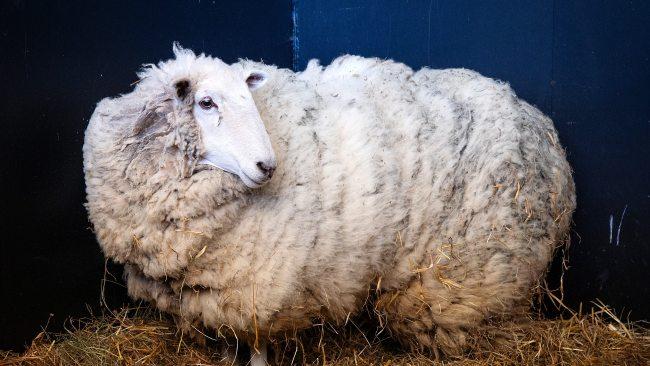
[82,46,576,355]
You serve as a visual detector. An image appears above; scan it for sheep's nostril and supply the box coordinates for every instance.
[256,161,276,179]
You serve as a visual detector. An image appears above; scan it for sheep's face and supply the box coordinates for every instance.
[188,65,276,188]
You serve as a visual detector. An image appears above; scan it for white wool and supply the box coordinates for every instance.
[83,48,575,355]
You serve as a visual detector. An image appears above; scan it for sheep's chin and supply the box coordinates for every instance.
[239,172,266,189]
[196,160,265,189]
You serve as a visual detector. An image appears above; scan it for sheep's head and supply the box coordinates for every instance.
[84,45,278,277]
[132,44,276,189]
[184,59,276,188]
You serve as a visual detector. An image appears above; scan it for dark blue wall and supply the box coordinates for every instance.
[294,0,650,319]
[0,0,292,350]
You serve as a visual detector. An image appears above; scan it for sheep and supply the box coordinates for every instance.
[83,44,575,363]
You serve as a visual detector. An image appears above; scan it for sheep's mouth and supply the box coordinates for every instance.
[195,159,267,188]
[241,172,266,187]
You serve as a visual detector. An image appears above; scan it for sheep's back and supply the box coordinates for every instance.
[245,57,574,327]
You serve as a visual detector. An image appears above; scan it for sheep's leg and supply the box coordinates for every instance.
[377,258,482,356]
[250,341,267,366]
[379,225,542,356]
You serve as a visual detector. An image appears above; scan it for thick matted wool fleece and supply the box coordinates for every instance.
[83,48,575,355]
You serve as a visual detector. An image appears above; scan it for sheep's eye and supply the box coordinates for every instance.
[198,97,216,110]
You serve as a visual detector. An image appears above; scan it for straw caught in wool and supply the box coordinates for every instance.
[83,45,576,358]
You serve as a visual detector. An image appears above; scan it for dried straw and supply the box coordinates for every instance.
[0,306,219,366]
[2,299,648,366]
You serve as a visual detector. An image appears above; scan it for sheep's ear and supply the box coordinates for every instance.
[174,78,192,101]
[246,71,268,91]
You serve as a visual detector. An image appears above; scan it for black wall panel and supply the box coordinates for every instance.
[0,0,292,350]
[551,0,650,318]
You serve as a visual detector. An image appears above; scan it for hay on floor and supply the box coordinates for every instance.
[1,301,649,366]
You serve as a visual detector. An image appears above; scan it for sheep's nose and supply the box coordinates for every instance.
[256,161,276,179]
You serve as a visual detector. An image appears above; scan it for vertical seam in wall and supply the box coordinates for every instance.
[291,0,300,71]
[550,0,557,117]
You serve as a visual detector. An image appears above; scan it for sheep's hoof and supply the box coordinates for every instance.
[250,341,268,366]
